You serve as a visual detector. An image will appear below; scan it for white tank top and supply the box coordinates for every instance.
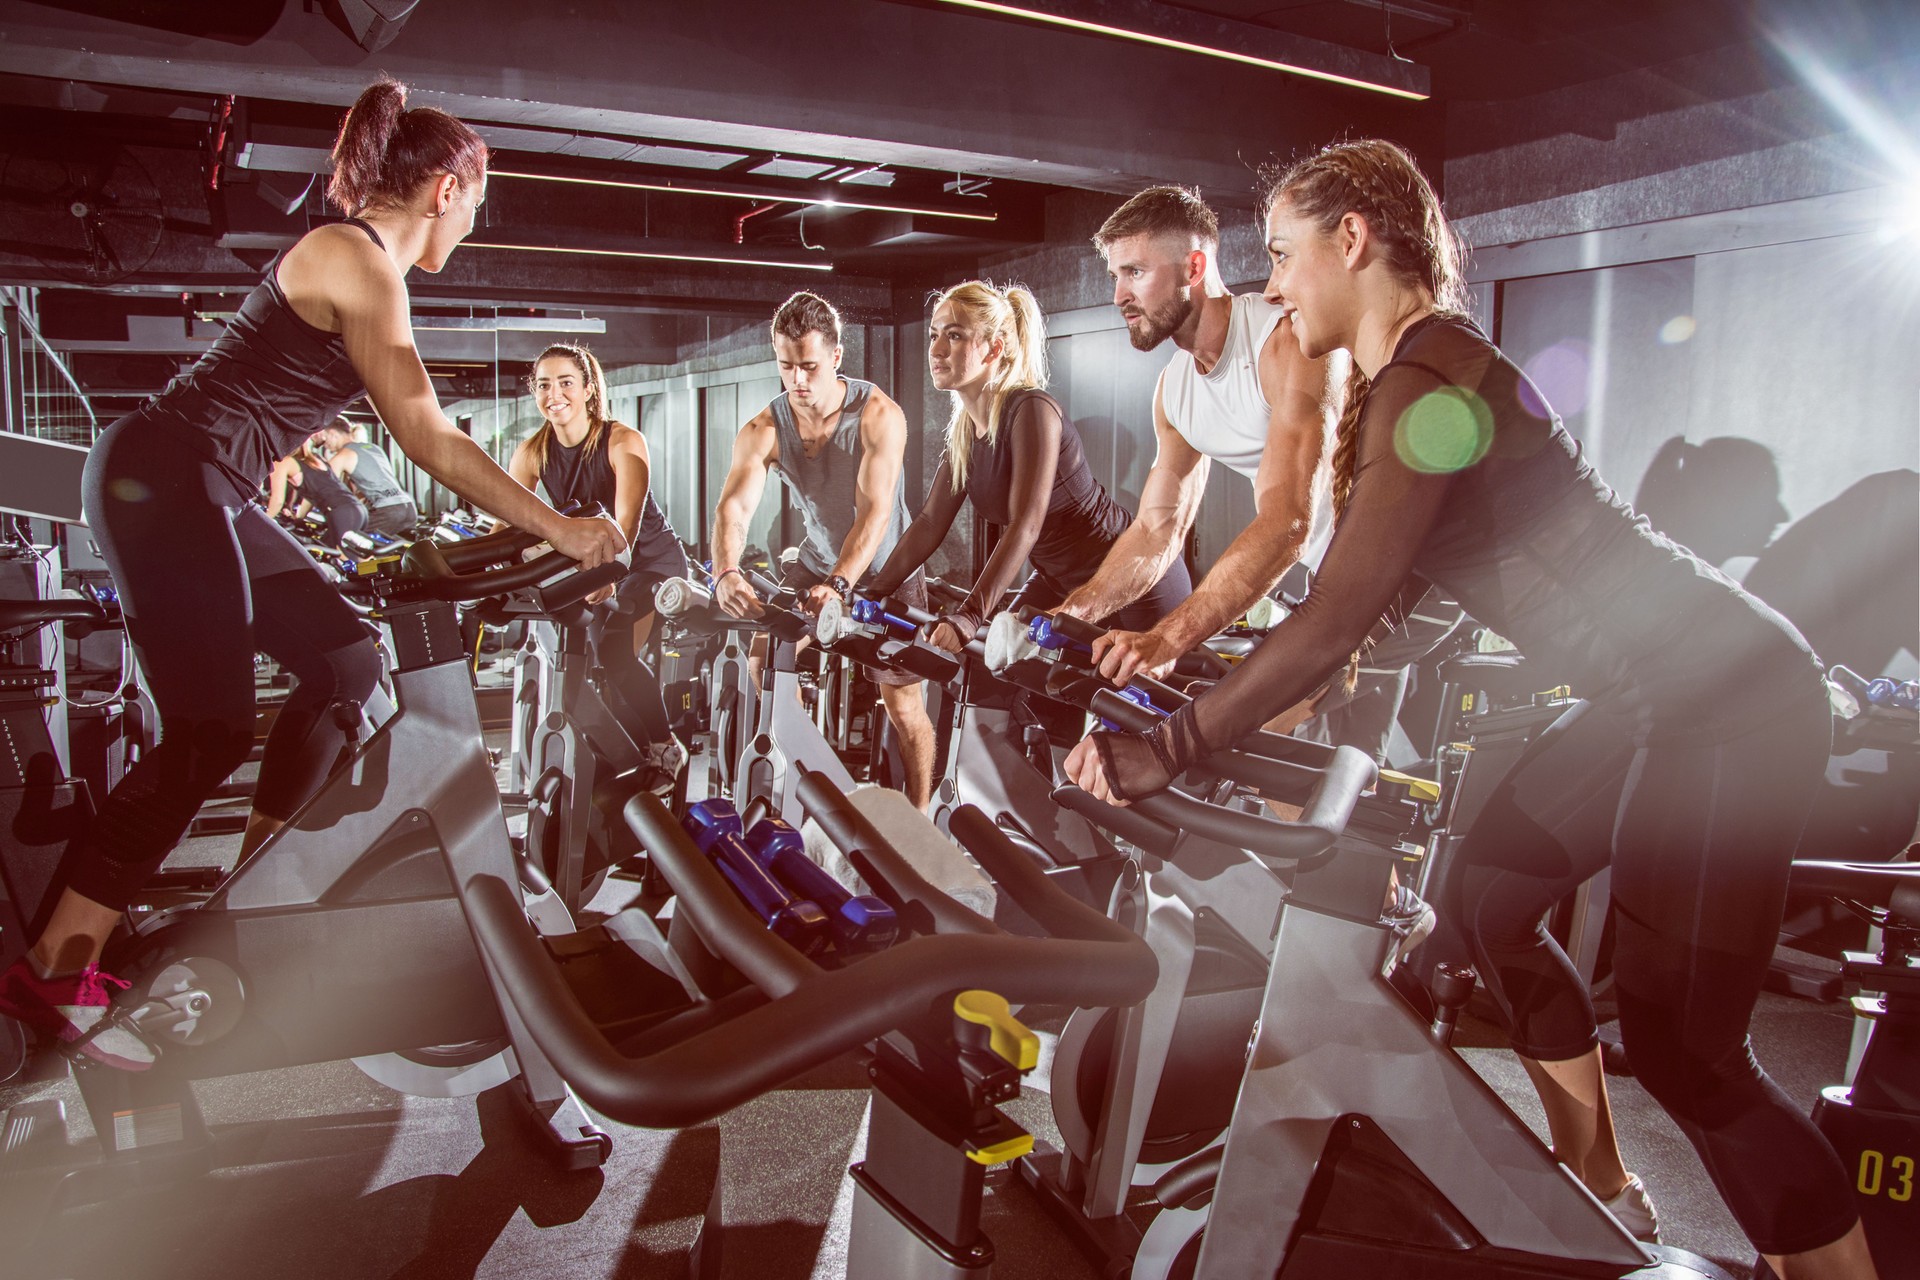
[1159,292,1334,567]
[1159,292,1282,485]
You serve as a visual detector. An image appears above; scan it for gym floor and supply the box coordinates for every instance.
[0,737,1858,1280]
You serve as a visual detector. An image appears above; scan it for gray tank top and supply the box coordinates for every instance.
[342,441,409,508]
[768,377,911,581]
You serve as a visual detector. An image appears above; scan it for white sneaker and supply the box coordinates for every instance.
[1602,1173,1661,1243]
[1382,882,1438,975]
[643,736,688,777]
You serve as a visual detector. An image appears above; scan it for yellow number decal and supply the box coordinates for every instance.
[1859,1150,1884,1197]
[1892,1155,1915,1203]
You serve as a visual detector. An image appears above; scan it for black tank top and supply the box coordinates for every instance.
[1382,316,1821,740]
[538,427,688,577]
[964,389,1131,590]
[298,458,363,519]
[139,219,382,502]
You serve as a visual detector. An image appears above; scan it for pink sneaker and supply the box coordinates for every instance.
[0,956,156,1072]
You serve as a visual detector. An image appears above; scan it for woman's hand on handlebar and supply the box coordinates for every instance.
[922,612,980,654]
[1067,700,1205,804]
[715,570,766,619]
[549,514,627,570]
[1092,626,1182,686]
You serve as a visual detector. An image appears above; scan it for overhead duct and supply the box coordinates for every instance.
[323,0,424,54]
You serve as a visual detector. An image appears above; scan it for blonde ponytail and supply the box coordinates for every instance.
[936,280,1051,491]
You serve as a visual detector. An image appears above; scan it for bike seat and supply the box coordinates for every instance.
[1789,859,1920,912]
[1437,652,1543,703]
[1204,634,1258,660]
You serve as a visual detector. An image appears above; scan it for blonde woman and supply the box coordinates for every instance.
[869,280,1190,652]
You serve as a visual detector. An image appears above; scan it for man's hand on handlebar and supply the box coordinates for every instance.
[800,583,840,617]
[548,514,627,571]
[715,570,766,619]
[922,612,979,654]
[1092,626,1182,686]
[1066,730,1177,807]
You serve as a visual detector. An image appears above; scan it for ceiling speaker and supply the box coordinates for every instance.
[324,0,423,54]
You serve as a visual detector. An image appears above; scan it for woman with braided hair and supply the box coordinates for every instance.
[868,280,1190,651]
[1065,139,1874,1278]
[0,78,624,1073]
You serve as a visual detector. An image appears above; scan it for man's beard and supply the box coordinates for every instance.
[1125,293,1194,352]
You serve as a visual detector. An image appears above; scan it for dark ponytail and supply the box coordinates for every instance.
[327,78,487,215]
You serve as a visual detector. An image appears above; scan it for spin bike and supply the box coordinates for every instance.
[0,528,689,1198]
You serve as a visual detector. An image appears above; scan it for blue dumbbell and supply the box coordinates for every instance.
[682,801,831,955]
[744,817,900,952]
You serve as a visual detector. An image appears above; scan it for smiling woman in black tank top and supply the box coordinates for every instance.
[508,344,690,753]
[0,79,625,1072]
[870,280,1191,651]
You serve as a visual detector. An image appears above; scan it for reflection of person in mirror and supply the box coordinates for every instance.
[265,430,368,547]
[865,279,1191,654]
[508,342,692,768]
[318,420,419,538]
[708,291,935,810]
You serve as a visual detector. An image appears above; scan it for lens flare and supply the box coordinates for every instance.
[1395,388,1494,474]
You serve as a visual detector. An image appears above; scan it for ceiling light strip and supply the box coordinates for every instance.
[932,0,1429,100]
[490,169,997,221]
[469,241,832,272]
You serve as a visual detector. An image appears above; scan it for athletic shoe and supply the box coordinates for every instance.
[0,956,156,1072]
[1603,1173,1661,1243]
[643,736,688,777]
[1382,881,1438,975]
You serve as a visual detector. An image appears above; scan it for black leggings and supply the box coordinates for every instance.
[1445,694,1857,1256]
[67,414,381,910]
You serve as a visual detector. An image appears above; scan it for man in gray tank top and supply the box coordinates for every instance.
[711,291,935,810]
[320,420,419,537]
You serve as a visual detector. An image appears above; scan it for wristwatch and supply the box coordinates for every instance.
[826,574,851,599]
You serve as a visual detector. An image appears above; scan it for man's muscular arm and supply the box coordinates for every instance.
[1056,375,1209,622]
[1093,319,1335,684]
[711,412,777,617]
[806,392,907,614]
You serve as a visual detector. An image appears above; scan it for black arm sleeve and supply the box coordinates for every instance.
[868,458,967,598]
[1093,363,1461,800]
[955,394,1061,631]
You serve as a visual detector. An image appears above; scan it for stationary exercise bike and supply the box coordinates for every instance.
[0,528,691,1198]
[1755,680,1920,1279]
[1054,695,1733,1278]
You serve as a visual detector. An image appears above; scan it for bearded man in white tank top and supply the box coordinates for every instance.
[1058,187,1446,937]
[1056,186,1339,691]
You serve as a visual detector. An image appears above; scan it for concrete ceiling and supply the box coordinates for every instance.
[0,0,1891,420]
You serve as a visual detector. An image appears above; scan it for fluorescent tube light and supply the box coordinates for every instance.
[927,0,1430,100]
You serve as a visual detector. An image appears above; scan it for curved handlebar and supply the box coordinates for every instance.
[1062,744,1376,869]
[0,598,110,631]
[437,523,546,573]
[457,782,1160,1131]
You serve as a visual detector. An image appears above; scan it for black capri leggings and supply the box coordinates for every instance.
[66,413,382,910]
[1444,693,1857,1256]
